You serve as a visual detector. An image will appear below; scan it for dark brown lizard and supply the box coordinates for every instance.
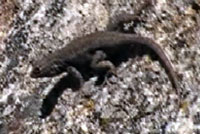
[30,1,180,118]
[31,31,180,118]
[31,31,179,90]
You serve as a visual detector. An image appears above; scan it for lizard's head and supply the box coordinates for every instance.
[30,56,66,78]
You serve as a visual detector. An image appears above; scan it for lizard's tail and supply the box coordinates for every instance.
[127,35,180,92]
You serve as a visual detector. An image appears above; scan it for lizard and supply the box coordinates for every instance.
[31,31,180,90]
[31,31,180,118]
[30,1,180,118]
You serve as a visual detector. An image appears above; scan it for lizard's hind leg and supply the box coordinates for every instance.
[91,50,115,72]
[90,50,115,85]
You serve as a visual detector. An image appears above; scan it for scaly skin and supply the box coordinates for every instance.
[31,31,180,90]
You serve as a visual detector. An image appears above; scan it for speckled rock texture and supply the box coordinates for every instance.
[0,0,200,133]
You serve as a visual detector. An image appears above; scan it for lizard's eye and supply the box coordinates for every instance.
[31,66,41,78]
[34,67,40,73]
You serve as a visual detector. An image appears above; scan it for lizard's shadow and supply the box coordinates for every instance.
[40,76,69,118]
[40,71,83,118]
[40,45,159,118]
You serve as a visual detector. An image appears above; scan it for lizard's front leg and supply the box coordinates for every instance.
[66,66,84,90]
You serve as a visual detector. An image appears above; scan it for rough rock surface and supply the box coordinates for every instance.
[0,0,200,133]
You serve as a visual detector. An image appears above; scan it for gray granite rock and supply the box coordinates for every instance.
[0,0,200,133]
